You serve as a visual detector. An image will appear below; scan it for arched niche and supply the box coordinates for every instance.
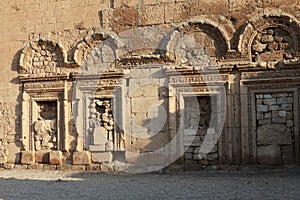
[74,32,123,70]
[19,39,66,75]
[238,13,300,62]
[166,19,230,63]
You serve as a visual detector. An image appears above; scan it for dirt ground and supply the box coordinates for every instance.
[0,167,300,199]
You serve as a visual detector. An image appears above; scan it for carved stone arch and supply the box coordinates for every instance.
[19,39,65,75]
[74,32,124,71]
[238,13,300,62]
[165,19,230,62]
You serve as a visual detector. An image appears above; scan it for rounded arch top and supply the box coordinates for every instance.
[238,12,300,62]
[19,39,66,75]
[73,31,125,67]
[166,18,230,61]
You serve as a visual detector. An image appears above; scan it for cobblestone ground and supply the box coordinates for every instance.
[0,167,300,199]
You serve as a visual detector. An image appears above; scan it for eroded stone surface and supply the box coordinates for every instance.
[257,145,281,165]
[73,151,91,165]
[0,0,300,171]
[257,124,292,145]
[49,151,62,165]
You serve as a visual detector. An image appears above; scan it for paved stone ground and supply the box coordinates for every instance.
[0,167,300,199]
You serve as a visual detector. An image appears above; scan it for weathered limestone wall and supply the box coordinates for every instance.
[1,0,300,171]
[0,0,111,166]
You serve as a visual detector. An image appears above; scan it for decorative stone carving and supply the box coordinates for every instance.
[252,28,295,62]
[33,101,57,151]
[177,20,229,60]
[169,74,228,85]
[74,32,107,66]
[88,99,116,151]
[19,40,65,75]
[238,13,300,61]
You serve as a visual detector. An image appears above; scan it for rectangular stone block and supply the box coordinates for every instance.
[256,99,263,104]
[14,164,28,170]
[28,164,44,170]
[57,164,73,171]
[125,151,165,166]
[35,151,49,163]
[124,0,140,7]
[149,67,165,78]
[21,151,35,165]
[281,145,295,164]
[144,0,158,5]
[257,124,292,145]
[71,165,86,171]
[287,120,294,127]
[73,151,91,165]
[140,5,164,25]
[263,94,272,98]
[184,153,193,160]
[184,128,197,136]
[49,151,62,165]
[279,103,293,111]
[91,152,113,163]
[269,105,279,110]
[264,112,271,119]
[87,164,102,171]
[263,98,276,105]
[43,165,57,170]
[257,105,268,112]
[272,117,286,124]
[185,147,193,153]
[286,111,294,119]
[258,119,271,125]
[184,136,200,143]
[256,111,264,120]
[277,97,287,104]
[257,145,281,165]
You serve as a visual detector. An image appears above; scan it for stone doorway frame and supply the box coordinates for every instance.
[240,74,300,164]
[167,71,228,165]
[19,75,68,152]
[72,73,124,151]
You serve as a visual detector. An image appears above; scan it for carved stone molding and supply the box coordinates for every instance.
[169,74,228,85]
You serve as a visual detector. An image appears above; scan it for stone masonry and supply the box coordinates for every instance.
[256,93,295,165]
[1,0,300,172]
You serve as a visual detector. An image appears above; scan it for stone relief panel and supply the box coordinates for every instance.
[33,101,57,151]
[74,33,109,66]
[19,40,65,75]
[88,98,121,151]
[184,96,218,166]
[187,31,218,63]
[256,93,295,165]
[252,28,295,62]
[173,21,229,63]
[239,14,300,61]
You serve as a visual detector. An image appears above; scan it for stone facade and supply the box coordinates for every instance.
[1,0,300,172]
